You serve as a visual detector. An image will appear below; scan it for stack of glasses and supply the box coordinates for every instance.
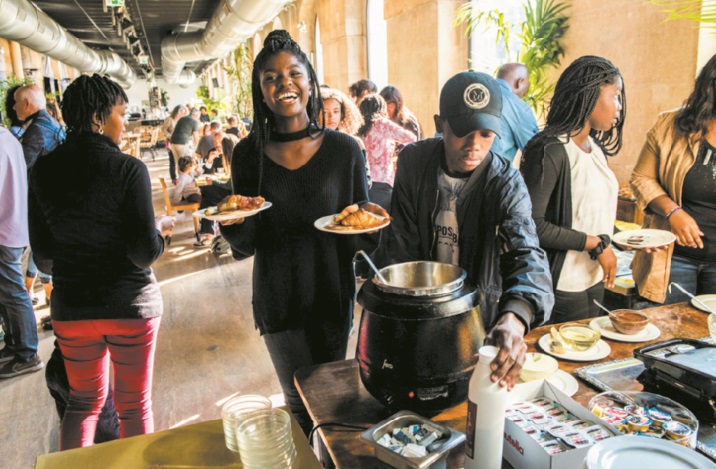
[237,408,297,469]
[221,394,272,453]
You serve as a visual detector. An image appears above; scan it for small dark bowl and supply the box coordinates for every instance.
[609,310,649,335]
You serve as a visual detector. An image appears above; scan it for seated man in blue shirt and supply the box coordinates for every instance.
[491,63,539,164]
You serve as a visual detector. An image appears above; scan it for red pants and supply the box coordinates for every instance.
[53,317,161,449]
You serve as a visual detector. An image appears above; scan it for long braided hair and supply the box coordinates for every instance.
[357,94,387,138]
[249,29,324,194]
[675,52,716,137]
[61,74,128,137]
[530,55,626,156]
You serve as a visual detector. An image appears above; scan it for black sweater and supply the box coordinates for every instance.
[28,133,164,321]
[520,135,590,287]
[220,130,369,335]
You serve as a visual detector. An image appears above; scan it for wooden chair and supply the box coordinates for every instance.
[139,126,160,161]
[158,177,201,245]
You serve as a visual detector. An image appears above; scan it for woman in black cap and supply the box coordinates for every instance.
[521,56,626,323]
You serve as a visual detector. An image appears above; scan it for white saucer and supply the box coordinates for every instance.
[589,316,661,343]
[545,370,579,396]
[612,229,676,250]
[691,294,716,313]
[314,214,390,234]
[585,435,715,469]
[537,334,611,362]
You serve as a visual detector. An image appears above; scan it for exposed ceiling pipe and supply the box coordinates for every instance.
[0,0,136,88]
[161,0,291,84]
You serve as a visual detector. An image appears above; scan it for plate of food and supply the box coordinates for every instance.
[612,229,676,250]
[314,204,390,234]
[193,195,271,221]
[589,316,661,343]
[537,333,611,362]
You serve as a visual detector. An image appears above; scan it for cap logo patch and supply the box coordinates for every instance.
[464,83,490,110]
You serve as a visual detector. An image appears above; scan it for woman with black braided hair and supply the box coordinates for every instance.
[520,56,625,323]
[28,74,172,449]
[219,30,386,434]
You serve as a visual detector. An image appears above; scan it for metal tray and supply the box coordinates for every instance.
[574,348,716,461]
[359,410,465,469]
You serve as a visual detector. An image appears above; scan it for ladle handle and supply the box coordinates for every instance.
[354,250,389,284]
[670,282,716,314]
[593,299,612,316]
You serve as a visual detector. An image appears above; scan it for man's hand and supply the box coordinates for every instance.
[484,312,527,390]
[597,246,617,288]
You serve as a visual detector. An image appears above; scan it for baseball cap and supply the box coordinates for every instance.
[439,71,503,138]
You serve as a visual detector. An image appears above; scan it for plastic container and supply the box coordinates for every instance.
[464,345,508,469]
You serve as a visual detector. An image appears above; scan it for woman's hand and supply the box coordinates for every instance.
[155,216,175,237]
[669,209,704,249]
[359,202,390,219]
[597,246,617,288]
[220,217,245,226]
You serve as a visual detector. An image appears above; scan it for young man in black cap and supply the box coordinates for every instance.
[377,71,554,389]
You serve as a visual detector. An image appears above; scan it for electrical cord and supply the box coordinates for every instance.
[308,422,370,447]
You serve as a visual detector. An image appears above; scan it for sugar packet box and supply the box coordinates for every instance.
[502,380,623,469]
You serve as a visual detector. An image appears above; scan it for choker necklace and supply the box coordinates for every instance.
[270,126,312,142]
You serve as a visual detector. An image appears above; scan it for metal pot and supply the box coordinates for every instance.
[356,261,486,412]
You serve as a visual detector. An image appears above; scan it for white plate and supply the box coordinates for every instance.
[586,435,715,469]
[314,213,390,235]
[537,334,611,362]
[193,201,272,221]
[589,316,661,343]
[691,294,716,313]
[612,229,676,249]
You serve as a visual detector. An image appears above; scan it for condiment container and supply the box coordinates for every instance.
[464,345,508,469]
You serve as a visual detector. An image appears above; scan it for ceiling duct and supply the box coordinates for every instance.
[161,0,291,84]
[0,0,136,88]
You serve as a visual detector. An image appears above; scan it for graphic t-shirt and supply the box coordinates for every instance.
[435,168,469,264]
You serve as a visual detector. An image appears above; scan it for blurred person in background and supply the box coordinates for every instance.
[226,115,248,139]
[380,85,422,140]
[349,78,377,106]
[162,104,187,183]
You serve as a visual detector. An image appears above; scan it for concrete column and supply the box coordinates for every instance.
[384,0,467,135]
[9,41,24,79]
[317,0,367,91]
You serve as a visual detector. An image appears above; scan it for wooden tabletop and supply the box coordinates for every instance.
[294,302,709,469]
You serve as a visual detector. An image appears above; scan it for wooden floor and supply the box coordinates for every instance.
[0,150,361,468]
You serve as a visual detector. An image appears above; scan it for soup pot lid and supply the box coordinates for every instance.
[373,261,467,297]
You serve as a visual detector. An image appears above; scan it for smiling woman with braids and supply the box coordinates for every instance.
[520,56,626,323]
[219,30,386,434]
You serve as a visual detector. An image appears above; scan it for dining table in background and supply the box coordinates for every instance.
[294,302,711,469]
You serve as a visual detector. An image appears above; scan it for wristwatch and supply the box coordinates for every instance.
[588,234,611,260]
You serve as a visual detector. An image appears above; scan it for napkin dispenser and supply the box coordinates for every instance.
[634,338,716,421]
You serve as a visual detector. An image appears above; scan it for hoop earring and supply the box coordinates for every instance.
[98,127,104,135]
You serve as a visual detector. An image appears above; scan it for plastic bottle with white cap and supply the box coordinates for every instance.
[464,345,508,469]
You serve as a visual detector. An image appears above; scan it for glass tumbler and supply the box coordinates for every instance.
[237,408,296,469]
[220,394,272,453]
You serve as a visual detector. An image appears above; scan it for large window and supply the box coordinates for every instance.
[468,0,525,73]
[314,15,324,84]
[366,0,388,89]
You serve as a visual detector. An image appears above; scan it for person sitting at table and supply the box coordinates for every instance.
[196,121,221,161]
[226,115,248,139]
[520,56,625,323]
[376,71,553,390]
[630,52,716,304]
[28,73,172,449]
[219,30,386,435]
[172,156,202,206]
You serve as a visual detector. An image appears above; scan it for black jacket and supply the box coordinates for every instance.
[520,135,592,287]
[376,137,553,330]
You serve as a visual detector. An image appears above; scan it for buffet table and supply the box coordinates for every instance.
[35,409,322,469]
[294,302,711,468]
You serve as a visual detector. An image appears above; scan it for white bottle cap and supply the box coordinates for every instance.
[478,345,499,363]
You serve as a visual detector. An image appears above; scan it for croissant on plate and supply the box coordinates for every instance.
[337,209,386,228]
[217,194,265,213]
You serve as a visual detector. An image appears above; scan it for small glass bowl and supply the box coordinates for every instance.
[558,324,601,352]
